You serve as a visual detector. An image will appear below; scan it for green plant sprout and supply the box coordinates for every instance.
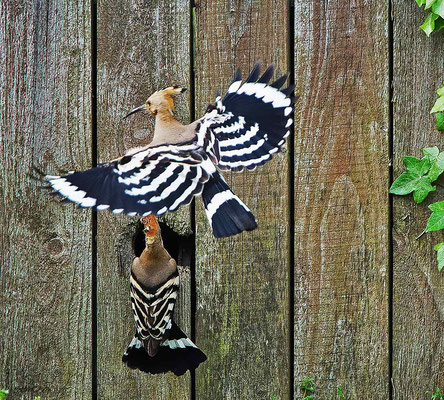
[426,387,444,399]
[299,377,315,400]
[337,385,346,400]
[1,389,41,400]
[416,0,444,36]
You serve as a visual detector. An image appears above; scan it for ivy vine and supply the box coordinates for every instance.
[390,4,443,270]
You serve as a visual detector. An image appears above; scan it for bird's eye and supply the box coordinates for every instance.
[147,100,151,106]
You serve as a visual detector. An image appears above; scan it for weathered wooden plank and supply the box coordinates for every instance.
[96,0,192,398]
[392,2,444,397]
[194,1,290,398]
[0,1,92,399]
[293,1,389,397]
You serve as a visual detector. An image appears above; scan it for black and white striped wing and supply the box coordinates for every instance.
[129,271,180,342]
[45,142,212,216]
[202,63,296,171]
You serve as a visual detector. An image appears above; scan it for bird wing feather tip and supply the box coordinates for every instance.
[245,62,261,83]
[270,74,288,89]
[233,68,242,82]
[257,65,274,84]
[281,85,295,96]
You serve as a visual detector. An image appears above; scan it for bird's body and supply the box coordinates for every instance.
[123,215,206,374]
[131,228,176,295]
[150,112,198,147]
[45,64,295,237]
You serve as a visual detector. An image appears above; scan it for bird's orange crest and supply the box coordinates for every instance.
[123,85,187,118]
[141,215,160,237]
[161,85,186,96]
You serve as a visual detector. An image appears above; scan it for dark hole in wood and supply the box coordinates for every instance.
[133,220,193,268]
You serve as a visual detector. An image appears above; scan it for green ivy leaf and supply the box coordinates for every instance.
[436,112,444,130]
[431,84,444,115]
[435,16,444,31]
[432,0,444,18]
[426,201,444,232]
[435,153,444,169]
[425,0,437,9]
[403,156,430,175]
[413,176,436,203]
[390,172,424,195]
[390,155,437,202]
[0,390,9,400]
[417,0,426,5]
[431,96,444,113]
[390,172,436,202]
[391,148,444,202]
[428,163,444,181]
[423,146,440,160]
[426,151,444,181]
[434,242,444,271]
[421,12,440,35]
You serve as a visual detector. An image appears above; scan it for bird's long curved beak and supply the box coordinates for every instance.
[123,105,145,119]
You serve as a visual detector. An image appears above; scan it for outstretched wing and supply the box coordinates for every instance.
[45,142,214,216]
[201,63,296,171]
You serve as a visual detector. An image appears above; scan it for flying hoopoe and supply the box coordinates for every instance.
[45,63,296,237]
[122,215,206,375]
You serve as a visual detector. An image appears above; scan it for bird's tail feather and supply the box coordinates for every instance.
[202,172,257,238]
[122,321,207,376]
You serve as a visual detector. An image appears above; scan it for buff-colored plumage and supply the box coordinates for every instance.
[124,86,198,149]
[132,215,176,290]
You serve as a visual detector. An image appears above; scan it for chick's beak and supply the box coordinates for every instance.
[144,226,153,235]
[122,105,146,120]
[141,215,159,237]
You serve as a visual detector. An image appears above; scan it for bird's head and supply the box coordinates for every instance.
[140,215,161,243]
[123,86,187,119]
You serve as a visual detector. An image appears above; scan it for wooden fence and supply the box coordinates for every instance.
[1,0,443,399]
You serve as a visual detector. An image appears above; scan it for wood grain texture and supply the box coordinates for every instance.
[392,2,444,397]
[0,1,92,399]
[194,1,290,398]
[96,0,192,398]
[293,1,389,397]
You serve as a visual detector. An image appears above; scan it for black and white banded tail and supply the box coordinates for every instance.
[124,270,206,375]
[202,172,257,238]
[122,321,207,376]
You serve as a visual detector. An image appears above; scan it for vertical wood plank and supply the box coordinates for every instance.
[293,1,389,397]
[96,0,192,398]
[0,1,92,399]
[392,2,444,397]
[194,1,290,398]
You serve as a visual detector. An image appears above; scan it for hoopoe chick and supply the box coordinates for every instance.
[45,64,296,237]
[122,215,206,375]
